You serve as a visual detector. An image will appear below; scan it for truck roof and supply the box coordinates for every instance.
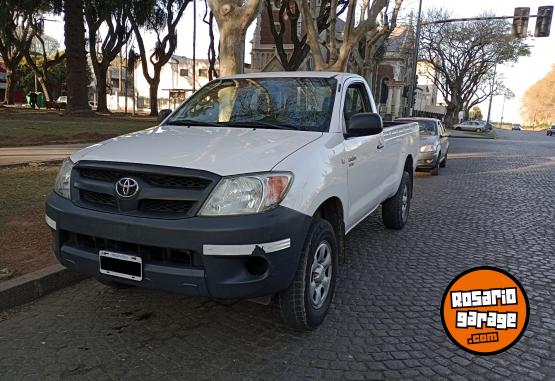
[220,71,363,81]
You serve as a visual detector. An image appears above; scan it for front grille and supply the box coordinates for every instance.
[80,190,117,207]
[81,168,210,190]
[80,168,123,183]
[146,175,210,189]
[72,162,220,219]
[140,199,195,214]
[63,231,203,268]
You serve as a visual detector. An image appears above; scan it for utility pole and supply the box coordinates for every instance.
[192,0,197,92]
[500,93,506,126]
[407,0,423,116]
[485,64,497,126]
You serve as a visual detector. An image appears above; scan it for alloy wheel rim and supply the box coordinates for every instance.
[401,185,409,222]
[309,241,333,309]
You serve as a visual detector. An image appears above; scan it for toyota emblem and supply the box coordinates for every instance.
[115,177,139,198]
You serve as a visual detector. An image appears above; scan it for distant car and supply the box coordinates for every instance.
[512,124,522,130]
[396,117,449,176]
[453,120,485,132]
[56,96,67,104]
[547,125,555,136]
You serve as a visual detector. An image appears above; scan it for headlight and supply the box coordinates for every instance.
[420,144,437,153]
[54,159,74,199]
[199,172,293,216]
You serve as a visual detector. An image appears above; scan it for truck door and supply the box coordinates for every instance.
[342,82,386,228]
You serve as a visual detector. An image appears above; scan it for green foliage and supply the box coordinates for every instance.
[469,106,483,120]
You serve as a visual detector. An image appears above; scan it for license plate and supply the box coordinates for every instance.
[99,250,142,281]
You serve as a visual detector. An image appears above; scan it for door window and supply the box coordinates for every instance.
[344,83,370,128]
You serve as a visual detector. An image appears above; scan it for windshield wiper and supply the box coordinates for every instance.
[165,119,224,127]
[224,121,298,130]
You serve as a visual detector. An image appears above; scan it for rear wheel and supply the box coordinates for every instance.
[476,128,483,132]
[278,219,338,330]
[382,171,411,229]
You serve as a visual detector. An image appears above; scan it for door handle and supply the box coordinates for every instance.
[377,143,384,150]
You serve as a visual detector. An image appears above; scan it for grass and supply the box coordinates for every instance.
[0,164,60,279]
[0,108,157,147]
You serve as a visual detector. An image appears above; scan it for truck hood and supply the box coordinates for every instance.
[71,125,323,176]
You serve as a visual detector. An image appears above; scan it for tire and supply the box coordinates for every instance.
[382,171,411,229]
[278,219,338,330]
[476,128,482,133]
[455,127,461,131]
[430,156,440,176]
[440,153,447,168]
[96,277,133,289]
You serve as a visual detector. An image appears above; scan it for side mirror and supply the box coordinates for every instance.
[346,113,383,137]
[157,109,172,123]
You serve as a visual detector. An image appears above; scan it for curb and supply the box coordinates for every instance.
[0,264,88,312]
[0,159,64,169]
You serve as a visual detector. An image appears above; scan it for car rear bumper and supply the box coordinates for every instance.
[45,193,312,299]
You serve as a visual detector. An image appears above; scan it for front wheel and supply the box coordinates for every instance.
[476,128,483,133]
[440,153,447,168]
[278,219,338,330]
[382,171,411,229]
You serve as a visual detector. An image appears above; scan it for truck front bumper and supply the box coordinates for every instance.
[45,193,312,299]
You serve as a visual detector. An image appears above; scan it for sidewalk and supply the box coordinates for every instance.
[0,143,90,166]
[448,129,495,139]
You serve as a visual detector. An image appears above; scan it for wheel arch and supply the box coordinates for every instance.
[313,197,345,260]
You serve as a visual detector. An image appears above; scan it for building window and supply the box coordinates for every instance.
[198,68,208,77]
[179,68,188,77]
[379,77,389,104]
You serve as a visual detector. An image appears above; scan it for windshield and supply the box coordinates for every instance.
[400,120,438,136]
[166,77,337,132]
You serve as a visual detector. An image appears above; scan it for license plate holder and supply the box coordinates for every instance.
[99,250,142,281]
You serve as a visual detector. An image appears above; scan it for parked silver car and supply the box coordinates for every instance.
[547,125,555,136]
[396,117,449,175]
[454,120,486,132]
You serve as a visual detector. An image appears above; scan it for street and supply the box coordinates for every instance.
[1,131,554,380]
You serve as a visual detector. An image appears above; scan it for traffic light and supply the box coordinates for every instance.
[513,7,530,38]
[535,6,553,37]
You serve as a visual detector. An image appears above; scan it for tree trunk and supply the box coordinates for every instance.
[3,69,15,104]
[95,68,109,113]
[219,25,245,76]
[445,102,460,127]
[64,0,92,114]
[36,72,51,101]
[149,75,160,116]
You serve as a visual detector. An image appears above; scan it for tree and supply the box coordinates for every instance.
[128,0,190,116]
[521,64,555,125]
[207,0,262,76]
[85,0,132,113]
[0,3,42,104]
[264,0,349,71]
[24,31,65,101]
[298,0,397,72]
[419,9,529,126]
[469,106,483,120]
[352,0,403,80]
[202,0,218,80]
[64,0,92,113]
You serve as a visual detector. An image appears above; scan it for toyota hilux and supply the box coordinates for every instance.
[45,72,419,329]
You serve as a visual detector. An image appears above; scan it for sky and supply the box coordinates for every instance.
[43,0,555,123]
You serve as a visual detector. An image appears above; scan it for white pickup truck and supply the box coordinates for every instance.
[46,72,419,329]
